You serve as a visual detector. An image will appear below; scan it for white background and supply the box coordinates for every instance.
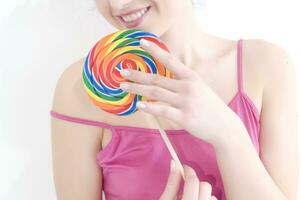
[0,0,300,199]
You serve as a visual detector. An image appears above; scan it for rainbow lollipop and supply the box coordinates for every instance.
[82,29,175,116]
[82,29,185,179]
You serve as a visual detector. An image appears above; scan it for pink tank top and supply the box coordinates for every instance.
[50,39,260,200]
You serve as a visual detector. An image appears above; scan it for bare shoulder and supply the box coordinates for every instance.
[51,57,114,122]
[51,57,85,114]
[245,38,297,97]
[243,39,297,114]
[243,38,296,84]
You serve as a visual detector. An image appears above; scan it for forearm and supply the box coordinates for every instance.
[212,122,288,200]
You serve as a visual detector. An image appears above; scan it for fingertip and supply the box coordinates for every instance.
[140,39,150,47]
[183,164,197,178]
[211,195,218,200]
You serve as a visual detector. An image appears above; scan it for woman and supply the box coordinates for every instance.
[50,0,299,199]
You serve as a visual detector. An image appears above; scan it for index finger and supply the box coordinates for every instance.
[140,39,193,80]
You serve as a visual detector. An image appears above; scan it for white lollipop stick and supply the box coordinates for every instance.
[153,115,185,180]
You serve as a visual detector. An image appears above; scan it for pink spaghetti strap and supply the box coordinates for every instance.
[50,110,113,129]
[237,39,244,93]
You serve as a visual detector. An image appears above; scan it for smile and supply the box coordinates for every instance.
[118,6,151,28]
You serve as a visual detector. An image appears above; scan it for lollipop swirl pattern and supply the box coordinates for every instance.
[82,29,175,116]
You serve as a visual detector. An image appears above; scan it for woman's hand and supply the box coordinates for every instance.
[119,39,241,144]
[160,160,218,200]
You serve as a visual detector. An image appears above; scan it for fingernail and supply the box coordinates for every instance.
[170,160,176,171]
[120,69,131,76]
[120,83,129,89]
[140,39,150,47]
[136,101,146,109]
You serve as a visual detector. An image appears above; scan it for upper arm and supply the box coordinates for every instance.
[258,40,299,200]
[50,59,104,200]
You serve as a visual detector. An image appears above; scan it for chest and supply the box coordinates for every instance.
[98,131,226,200]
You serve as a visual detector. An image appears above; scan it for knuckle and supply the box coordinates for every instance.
[159,107,169,118]
[178,112,187,124]
[188,71,199,79]
[185,82,195,94]
[150,87,161,98]
[181,81,194,94]
[150,74,161,85]
[181,98,190,108]
[182,69,194,79]
[166,54,174,64]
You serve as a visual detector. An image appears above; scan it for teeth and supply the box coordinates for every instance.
[121,7,148,23]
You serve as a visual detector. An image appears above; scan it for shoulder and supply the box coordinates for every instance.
[243,38,291,57]
[243,38,297,104]
[50,57,114,122]
[51,57,85,114]
[243,38,296,83]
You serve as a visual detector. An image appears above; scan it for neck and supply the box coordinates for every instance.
[159,14,233,70]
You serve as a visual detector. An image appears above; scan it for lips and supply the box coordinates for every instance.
[117,6,151,28]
